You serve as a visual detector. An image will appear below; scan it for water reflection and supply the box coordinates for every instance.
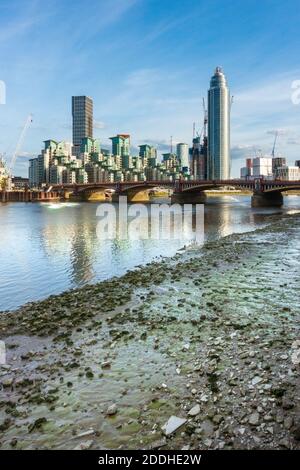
[0,195,299,310]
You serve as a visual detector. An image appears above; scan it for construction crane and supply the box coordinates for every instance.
[9,114,33,174]
[271,131,279,158]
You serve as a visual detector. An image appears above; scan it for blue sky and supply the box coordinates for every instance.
[1,0,300,176]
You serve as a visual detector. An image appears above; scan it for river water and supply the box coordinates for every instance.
[0,195,300,311]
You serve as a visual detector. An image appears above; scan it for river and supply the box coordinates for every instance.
[0,195,300,311]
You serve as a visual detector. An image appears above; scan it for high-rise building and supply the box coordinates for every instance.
[272,157,286,174]
[72,96,93,157]
[110,134,130,157]
[139,144,157,167]
[207,67,230,180]
[176,143,189,173]
[253,157,273,178]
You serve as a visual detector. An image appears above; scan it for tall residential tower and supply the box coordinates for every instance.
[207,67,230,180]
[72,96,93,157]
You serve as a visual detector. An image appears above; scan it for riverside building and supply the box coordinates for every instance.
[207,67,231,179]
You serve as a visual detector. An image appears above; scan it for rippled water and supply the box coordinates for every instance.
[0,195,300,311]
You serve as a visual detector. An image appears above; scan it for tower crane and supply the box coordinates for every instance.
[9,114,33,174]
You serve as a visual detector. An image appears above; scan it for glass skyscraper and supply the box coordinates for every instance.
[207,67,230,180]
[72,96,93,157]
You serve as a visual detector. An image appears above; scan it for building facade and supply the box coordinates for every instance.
[208,67,230,179]
[176,143,189,173]
[72,96,93,157]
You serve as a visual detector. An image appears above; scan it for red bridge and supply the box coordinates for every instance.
[50,179,300,207]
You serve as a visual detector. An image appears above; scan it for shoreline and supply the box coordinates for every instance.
[0,214,300,449]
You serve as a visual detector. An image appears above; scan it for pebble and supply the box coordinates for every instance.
[106,404,118,416]
[248,412,260,426]
[74,440,93,450]
[161,416,187,436]
[188,404,200,417]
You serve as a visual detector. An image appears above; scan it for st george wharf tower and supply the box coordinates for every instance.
[207,67,231,180]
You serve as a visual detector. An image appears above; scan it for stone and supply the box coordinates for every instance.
[161,416,187,436]
[28,417,48,433]
[106,404,118,416]
[2,378,13,387]
[101,361,111,369]
[77,429,95,437]
[74,440,93,450]
[284,417,293,430]
[188,404,200,417]
[248,412,260,426]
[200,394,208,402]
[213,414,224,425]
[251,376,263,386]
[282,397,294,410]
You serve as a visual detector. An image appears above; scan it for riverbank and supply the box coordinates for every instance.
[0,214,299,450]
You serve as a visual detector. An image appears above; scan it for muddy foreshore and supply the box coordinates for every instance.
[0,214,300,450]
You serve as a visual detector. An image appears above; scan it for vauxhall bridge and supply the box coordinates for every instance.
[2,179,300,206]
[46,178,300,206]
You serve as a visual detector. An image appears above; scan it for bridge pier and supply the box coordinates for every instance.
[112,190,151,203]
[251,191,283,208]
[171,192,207,204]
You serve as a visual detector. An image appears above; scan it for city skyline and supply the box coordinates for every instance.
[1,0,300,177]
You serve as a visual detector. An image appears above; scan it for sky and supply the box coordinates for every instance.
[0,0,300,177]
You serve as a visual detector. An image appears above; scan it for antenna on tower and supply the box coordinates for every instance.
[193,123,196,140]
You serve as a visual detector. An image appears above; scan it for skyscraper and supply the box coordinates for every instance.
[176,143,189,173]
[72,96,93,157]
[207,67,230,180]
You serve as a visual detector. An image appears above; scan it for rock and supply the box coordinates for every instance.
[284,417,293,430]
[10,438,18,447]
[278,438,290,448]
[293,423,300,441]
[28,417,48,433]
[188,404,200,417]
[191,389,197,395]
[248,412,260,426]
[213,414,224,425]
[2,378,13,387]
[101,361,111,369]
[201,420,214,437]
[282,397,294,410]
[161,416,187,436]
[149,438,167,449]
[74,440,93,450]
[106,404,118,416]
[291,349,300,365]
[203,438,213,447]
[200,394,208,402]
[77,429,95,437]
[251,376,263,386]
